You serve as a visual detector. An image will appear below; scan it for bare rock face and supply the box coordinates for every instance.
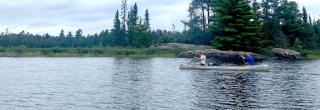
[178,49,266,63]
[271,48,302,59]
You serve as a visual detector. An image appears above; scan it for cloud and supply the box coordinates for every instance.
[0,0,122,35]
[0,0,190,36]
[1,0,317,36]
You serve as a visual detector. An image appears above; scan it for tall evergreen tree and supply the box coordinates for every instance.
[315,20,320,48]
[261,0,286,47]
[120,0,128,46]
[298,24,316,49]
[111,10,124,46]
[121,0,128,31]
[44,33,50,38]
[278,0,301,47]
[190,0,204,30]
[75,29,83,38]
[59,29,65,37]
[210,0,264,52]
[298,6,316,49]
[309,15,312,24]
[144,9,151,31]
[127,3,138,46]
[302,6,308,24]
[181,0,213,45]
[66,31,73,47]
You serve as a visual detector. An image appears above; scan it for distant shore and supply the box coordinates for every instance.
[0,43,211,58]
[0,47,184,58]
[0,46,319,60]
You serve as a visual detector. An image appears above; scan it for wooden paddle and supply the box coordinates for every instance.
[188,57,196,64]
[240,55,246,64]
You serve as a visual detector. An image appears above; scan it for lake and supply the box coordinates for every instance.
[0,57,319,109]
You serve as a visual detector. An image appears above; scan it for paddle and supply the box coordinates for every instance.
[240,54,246,64]
[188,57,197,65]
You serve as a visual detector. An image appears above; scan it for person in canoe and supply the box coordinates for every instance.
[194,52,207,66]
[241,53,255,65]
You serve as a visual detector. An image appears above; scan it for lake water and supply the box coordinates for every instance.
[0,57,319,109]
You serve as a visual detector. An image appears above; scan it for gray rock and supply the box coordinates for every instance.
[271,48,302,59]
[179,49,266,63]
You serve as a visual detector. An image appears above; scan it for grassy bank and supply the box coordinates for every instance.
[298,50,320,60]
[0,47,186,58]
[2,46,320,60]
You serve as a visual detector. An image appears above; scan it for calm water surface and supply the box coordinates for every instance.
[0,57,319,109]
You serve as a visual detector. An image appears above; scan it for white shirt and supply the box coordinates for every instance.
[200,55,206,65]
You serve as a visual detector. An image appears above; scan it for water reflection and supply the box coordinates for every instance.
[190,71,259,109]
[268,60,318,109]
[0,58,319,109]
[111,58,153,110]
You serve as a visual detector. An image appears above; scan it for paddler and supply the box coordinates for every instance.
[241,53,255,65]
[195,52,206,66]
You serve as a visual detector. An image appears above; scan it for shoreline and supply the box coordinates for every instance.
[0,47,319,60]
[0,47,182,58]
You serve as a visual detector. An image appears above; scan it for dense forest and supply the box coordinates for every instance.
[182,0,320,53]
[0,0,320,54]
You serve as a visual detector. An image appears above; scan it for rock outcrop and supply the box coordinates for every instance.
[179,49,266,63]
[271,48,302,59]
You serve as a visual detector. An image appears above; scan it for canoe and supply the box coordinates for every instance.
[179,64,270,72]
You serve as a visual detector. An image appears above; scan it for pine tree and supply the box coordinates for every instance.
[44,33,50,38]
[66,31,73,47]
[132,18,151,48]
[120,0,128,46]
[182,0,213,45]
[66,31,73,37]
[59,29,65,37]
[111,10,124,46]
[315,20,320,48]
[298,25,316,49]
[298,6,316,49]
[210,0,264,52]
[127,3,138,46]
[121,0,128,31]
[75,29,83,38]
[309,15,312,24]
[191,0,214,30]
[278,0,301,47]
[302,6,308,24]
[261,0,286,47]
[74,29,83,47]
[144,9,151,31]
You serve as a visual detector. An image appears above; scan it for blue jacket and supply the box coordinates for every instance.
[245,55,255,65]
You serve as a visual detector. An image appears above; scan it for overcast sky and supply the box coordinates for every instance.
[0,0,318,36]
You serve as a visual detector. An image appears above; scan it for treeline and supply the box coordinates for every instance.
[182,0,320,52]
[0,0,182,48]
[0,29,180,48]
[1,0,320,54]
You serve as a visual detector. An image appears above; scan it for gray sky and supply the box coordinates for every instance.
[0,0,318,36]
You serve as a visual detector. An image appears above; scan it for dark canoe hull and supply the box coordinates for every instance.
[179,64,270,72]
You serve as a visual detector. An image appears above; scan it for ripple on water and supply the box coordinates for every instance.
[0,58,319,109]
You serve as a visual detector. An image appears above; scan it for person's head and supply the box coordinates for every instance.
[242,53,249,57]
[246,53,251,56]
